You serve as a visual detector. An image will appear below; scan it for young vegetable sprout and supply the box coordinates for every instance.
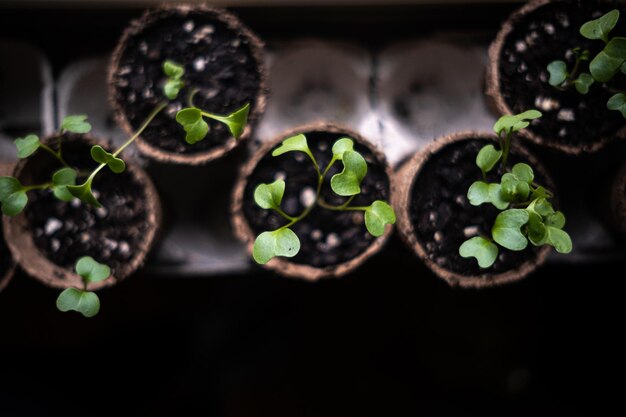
[0,60,249,213]
[547,9,626,117]
[56,256,110,318]
[0,60,249,317]
[252,135,396,264]
[459,110,573,268]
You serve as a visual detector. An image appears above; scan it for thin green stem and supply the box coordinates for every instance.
[22,182,52,192]
[40,143,69,167]
[318,198,367,212]
[113,101,167,158]
[187,89,200,108]
[273,207,296,222]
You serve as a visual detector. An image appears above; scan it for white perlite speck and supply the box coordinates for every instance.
[300,187,316,208]
[535,96,560,111]
[557,109,575,121]
[183,20,195,32]
[44,218,63,235]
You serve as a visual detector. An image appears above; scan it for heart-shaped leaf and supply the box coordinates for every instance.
[580,9,619,42]
[1,190,27,216]
[590,37,626,82]
[493,110,542,135]
[0,176,27,216]
[607,93,626,117]
[272,134,311,157]
[476,144,502,176]
[530,197,555,217]
[207,103,250,139]
[331,138,355,160]
[52,167,78,202]
[253,228,301,264]
[467,181,508,210]
[163,60,185,80]
[545,211,566,229]
[492,209,530,251]
[542,227,573,254]
[164,79,184,100]
[14,134,41,158]
[330,150,367,196]
[176,108,209,144]
[90,145,126,174]
[547,60,568,86]
[500,174,530,202]
[0,176,22,202]
[61,115,92,134]
[56,288,100,318]
[574,73,594,94]
[527,211,547,246]
[75,256,111,284]
[511,163,534,184]
[364,200,396,237]
[67,179,101,208]
[254,180,285,210]
[459,236,498,268]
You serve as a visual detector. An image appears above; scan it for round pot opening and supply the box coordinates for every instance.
[0,163,16,293]
[486,0,626,154]
[232,122,395,281]
[108,3,268,165]
[3,134,162,290]
[394,131,553,288]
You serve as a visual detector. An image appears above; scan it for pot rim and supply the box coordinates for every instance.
[107,2,269,165]
[393,130,552,288]
[0,162,16,293]
[2,134,162,290]
[231,121,395,281]
[485,0,626,155]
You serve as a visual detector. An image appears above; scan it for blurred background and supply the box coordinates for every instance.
[0,1,623,416]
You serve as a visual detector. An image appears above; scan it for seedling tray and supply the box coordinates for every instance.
[0,2,624,276]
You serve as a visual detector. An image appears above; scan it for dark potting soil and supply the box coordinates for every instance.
[243,132,390,268]
[410,138,546,277]
[499,0,626,148]
[25,138,151,276]
[0,222,11,278]
[112,8,262,154]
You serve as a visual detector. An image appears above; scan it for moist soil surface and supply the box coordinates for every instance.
[112,8,262,154]
[243,131,390,268]
[499,0,626,148]
[410,138,545,277]
[0,222,10,278]
[25,138,151,277]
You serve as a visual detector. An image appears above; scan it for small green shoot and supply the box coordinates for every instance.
[175,103,250,143]
[56,256,110,318]
[547,9,626,116]
[459,110,572,268]
[163,60,185,100]
[251,135,396,265]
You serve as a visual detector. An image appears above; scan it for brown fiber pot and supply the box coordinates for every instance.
[393,131,553,289]
[108,3,268,165]
[3,134,161,290]
[232,122,395,281]
[0,163,16,293]
[486,0,626,155]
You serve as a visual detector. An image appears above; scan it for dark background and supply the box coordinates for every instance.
[0,2,623,416]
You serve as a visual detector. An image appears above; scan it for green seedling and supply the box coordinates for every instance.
[547,9,626,117]
[56,256,110,318]
[0,60,251,317]
[0,60,250,215]
[251,135,396,264]
[459,110,572,268]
